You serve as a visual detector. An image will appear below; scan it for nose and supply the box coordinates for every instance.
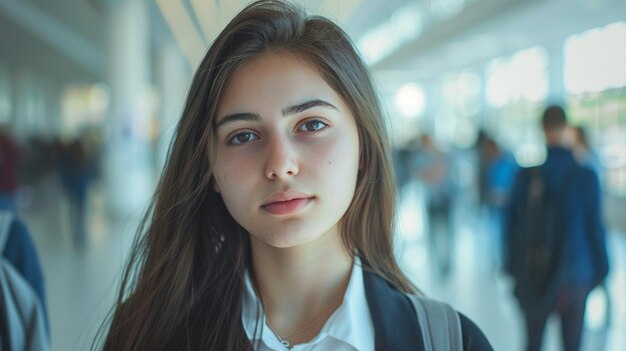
[265,136,299,180]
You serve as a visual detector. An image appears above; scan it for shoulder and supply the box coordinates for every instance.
[409,295,493,351]
[577,165,598,183]
[363,271,493,350]
[459,313,493,351]
[567,164,599,195]
[3,216,38,260]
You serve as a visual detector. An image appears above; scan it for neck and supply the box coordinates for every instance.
[249,229,353,345]
[544,129,566,148]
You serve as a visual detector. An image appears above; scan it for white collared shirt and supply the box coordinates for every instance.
[241,257,375,351]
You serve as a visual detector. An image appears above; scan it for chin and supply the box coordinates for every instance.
[261,232,321,249]
[251,226,331,250]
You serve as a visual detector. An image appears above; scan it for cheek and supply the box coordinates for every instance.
[214,156,253,193]
[312,136,360,184]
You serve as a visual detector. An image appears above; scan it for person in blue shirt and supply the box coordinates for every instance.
[505,105,609,351]
[0,206,49,351]
[0,128,20,212]
[1,215,47,320]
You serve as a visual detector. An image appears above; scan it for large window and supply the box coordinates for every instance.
[484,46,549,166]
[438,70,481,148]
[61,84,110,138]
[565,22,626,196]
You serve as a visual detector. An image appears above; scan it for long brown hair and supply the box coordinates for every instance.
[100,1,414,350]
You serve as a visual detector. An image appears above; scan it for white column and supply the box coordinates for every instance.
[104,0,155,217]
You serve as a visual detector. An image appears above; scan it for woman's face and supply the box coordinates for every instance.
[213,52,360,249]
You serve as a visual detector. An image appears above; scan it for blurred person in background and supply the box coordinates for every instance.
[505,105,609,351]
[569,124,612,333]
[475,130,490,211]
[0,127,20,212]
[570,125,602,178]
[393,137,417,194]
[0,210,49,335]
[59,136,98,249]
[0,127,49,349]
[411,133,457,279]
[481,133,518,269]
[0,127,46,307]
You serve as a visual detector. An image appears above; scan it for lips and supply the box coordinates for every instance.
[261,191,314,215]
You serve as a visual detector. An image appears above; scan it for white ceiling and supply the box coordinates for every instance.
[154,0,625,85]
[1,0,624,85]
[370,0,626,82]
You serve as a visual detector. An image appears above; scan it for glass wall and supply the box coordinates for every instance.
[385,20,626,197]
[484,46,549,167]
[565,21,626,196]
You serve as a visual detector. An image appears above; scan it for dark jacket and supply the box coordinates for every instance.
[505,147,609,297]
[1,214,48,328]
[363,270,493,350]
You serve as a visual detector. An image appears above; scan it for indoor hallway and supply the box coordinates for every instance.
[17,176,626,351]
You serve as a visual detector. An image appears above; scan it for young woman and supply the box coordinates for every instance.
[101,1,493,350]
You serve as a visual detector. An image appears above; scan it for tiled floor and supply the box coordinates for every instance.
[20,178,140,351]
[17,177,626,351]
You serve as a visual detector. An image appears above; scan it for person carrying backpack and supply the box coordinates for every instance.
[504,105,609,351]
[0,210,49,350]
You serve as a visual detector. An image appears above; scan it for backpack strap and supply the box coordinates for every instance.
[407,294,463,350]
[526,165,578,202]
[0,211,15,351]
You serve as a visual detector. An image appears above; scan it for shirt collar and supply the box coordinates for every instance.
[241,257,374,351]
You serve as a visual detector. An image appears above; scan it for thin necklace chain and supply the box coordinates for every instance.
[250,272,334,349]
[279,310,334,339]
[265,307,334,348]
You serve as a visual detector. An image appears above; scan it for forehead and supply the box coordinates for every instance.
[216,52,344,118]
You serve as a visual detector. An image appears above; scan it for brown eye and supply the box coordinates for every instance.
[299,120,328,132]
[228,132,259,145]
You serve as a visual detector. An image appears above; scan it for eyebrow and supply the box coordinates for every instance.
[216,99,338,129]
[281,99,338,116]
